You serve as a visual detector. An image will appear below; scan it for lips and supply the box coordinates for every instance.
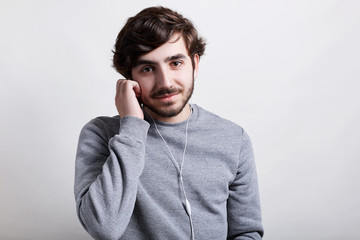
[154,92,178,100]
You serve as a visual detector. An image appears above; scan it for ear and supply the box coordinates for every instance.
[193,54,200,78]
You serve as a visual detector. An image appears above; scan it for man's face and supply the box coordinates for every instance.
[131,34,199,121]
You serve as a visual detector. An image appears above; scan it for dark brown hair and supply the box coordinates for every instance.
[112,6,206,79]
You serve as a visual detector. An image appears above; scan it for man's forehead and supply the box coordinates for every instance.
[136,35,190,63]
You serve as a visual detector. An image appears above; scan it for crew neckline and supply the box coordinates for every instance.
[143,103,199,127]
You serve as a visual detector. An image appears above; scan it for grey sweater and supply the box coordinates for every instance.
[75,104,263,240]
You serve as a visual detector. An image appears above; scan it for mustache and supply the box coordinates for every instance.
[150,87,182,98]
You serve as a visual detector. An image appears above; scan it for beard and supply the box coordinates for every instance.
[142,78,194,118]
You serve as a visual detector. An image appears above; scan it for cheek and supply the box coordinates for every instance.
[137,79,154,95]
[182,70,195,86]
[175,66,193,82]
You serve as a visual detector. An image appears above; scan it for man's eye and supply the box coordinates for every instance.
[141,66,153,73]
[171,61,182,67]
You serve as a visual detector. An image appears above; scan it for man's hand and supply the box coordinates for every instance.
[115,79,144,119]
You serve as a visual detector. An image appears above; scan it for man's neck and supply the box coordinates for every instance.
[144,104,191,123]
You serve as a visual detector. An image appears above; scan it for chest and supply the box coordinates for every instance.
[140,128,240,204]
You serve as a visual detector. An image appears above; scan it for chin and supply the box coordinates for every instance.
[145,101,188,118]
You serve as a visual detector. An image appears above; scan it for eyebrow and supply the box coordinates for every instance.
[166,54,186,62]
[135,54,187,67]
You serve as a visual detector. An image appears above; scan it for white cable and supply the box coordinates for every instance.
[147,107,195,240]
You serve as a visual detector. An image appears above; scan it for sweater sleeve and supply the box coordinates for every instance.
[227,130,264,240]
[74,116,150,240]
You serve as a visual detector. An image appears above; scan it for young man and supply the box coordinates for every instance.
[75,6,264,240]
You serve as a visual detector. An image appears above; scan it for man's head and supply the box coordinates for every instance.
[112,6,206,79]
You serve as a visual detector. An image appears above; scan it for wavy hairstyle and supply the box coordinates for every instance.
[112,6,206,79]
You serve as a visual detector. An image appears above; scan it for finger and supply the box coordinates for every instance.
[131,81,142,98]
[116,79,127,90]
[121,79,141,97]
[116,79,124,97]
[117,79,131,94]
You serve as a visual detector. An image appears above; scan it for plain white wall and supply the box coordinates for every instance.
[1,0,359,239]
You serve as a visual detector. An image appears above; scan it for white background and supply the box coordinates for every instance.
[1,0,359,239]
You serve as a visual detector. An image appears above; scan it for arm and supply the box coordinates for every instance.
[74,116,149,239]
[227,130,264,240]
[74,79,148,239]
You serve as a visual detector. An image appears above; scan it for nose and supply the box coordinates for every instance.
[156,67,172,89]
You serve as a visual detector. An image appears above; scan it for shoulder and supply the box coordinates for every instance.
[83,115,120,130]
[193,104,252,146]
[80,115,120,141]
[193,105,244,132]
